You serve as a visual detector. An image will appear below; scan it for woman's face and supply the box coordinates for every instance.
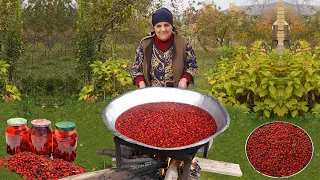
[154,22,173,41]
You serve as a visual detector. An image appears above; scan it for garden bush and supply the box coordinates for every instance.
[79,59,133,102]
[207,40,320,118]
[216,44,238,62]
[18,75,81,97]
[0,60,21,102]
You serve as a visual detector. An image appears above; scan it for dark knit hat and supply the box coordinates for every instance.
[152,8,174,27]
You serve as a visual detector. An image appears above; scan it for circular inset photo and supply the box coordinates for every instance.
[245,121,313,178]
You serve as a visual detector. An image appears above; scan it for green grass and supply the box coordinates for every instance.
[16,56,77,79]
[17,43,76,79]
[189,48,218,92]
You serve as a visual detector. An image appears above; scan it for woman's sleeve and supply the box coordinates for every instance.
[131,41,145,86]
[182,41,198,84]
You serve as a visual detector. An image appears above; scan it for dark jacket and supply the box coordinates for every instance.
[141,34,187,87]
[131,33,198,87]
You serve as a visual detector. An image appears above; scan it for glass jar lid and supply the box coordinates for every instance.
[7,118,27,126]
[31,119,51,127]
[55,121,76,131]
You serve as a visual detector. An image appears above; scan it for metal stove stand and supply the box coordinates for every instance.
[114,136,210,180]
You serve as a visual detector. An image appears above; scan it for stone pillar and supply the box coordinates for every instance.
[277,0,285,53]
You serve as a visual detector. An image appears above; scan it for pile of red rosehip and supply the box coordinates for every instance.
[0,152,85,179]
[116,102,217,148]
[246,121,313,177]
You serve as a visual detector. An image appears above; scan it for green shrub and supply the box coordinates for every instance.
[79,59,132,102]
[75,32,95,83]
[216,45,238,61]
[18,75,81,96]
[0,60,21,101]
[0,61,9,84]
[2,0,23,82]
[207,40,320,118]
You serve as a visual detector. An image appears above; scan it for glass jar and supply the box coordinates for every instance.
[53,121,78,162]
[5,118,29,155]
[28,119,53,157]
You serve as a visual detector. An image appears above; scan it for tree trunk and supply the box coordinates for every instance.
[200,43,209,52]
[0,31,2,58]
[219,40,223,47]
[197,38,208,52]
[110,22,115,60]
[0,40,2,59]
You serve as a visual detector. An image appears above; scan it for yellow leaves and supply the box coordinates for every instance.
[79,84,95,101]
[312,104,320,114]
[224,82,233,96]
[277,88,285,98]
[285,99,298,110]
[273,105,289,117]
[247,82,257,91]
[293,78,301,85]
[268,85,276,96]
[0,60,10,74]
[294,88,303,97]
[231,81,240,87]
[232,103,250,113]
[236,88,244,94]
[260,71,272,77]
[291,110,299,118]
[217,96,228,104]
[258,88,268,97]
[208,79,217,85]
[289,71,302,78]
[264,110,270,118]
[285,85,293,98]
[2,84,21,101]
[228,97,237,104]
[304,82,314,92]
[264,99,276,109]
[306,68,314,76]
[246,68,255,76]
[206,40,320,118]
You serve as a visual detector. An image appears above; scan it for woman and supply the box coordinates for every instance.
[131,8,198,88]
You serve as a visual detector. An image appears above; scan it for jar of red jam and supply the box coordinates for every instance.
[28,119,53,157]
[53,121,78,162]
[5,118,29,155]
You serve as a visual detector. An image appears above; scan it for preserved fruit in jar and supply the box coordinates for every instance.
[6,118,29,155]
[53,121,77,162]
[28,119,53,157]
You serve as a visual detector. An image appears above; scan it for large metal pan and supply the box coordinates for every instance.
[102,87,230,151]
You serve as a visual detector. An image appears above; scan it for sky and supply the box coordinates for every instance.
[163,0,320,10]
[163,0,248,10]
[194,0,241,10]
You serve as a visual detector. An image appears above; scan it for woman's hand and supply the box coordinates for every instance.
[138,81,146,88]
[178,78,188,88]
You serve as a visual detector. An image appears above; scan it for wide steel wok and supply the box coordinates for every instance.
[102,87,230,150]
